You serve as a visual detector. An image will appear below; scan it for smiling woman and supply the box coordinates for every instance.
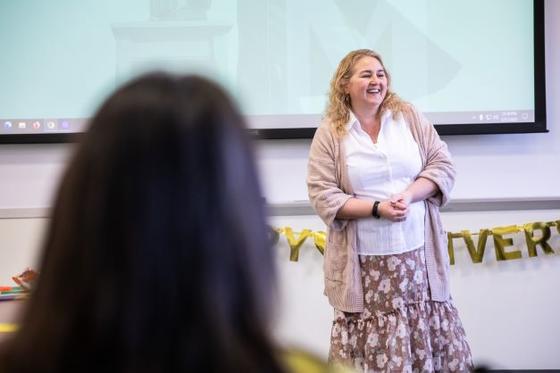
[344,56,388,127]
[307,49,473,372]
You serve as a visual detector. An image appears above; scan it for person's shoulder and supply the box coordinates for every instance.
[312,118,337,142]
[317,118,336,133]
[282,348,355,373]
[396,101,422,120]
[396,102,431,131]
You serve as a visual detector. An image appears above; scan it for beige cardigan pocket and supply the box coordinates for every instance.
[324,243,347,282]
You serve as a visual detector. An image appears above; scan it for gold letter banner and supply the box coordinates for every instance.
[274,227,325,261]
[275,219,559,265]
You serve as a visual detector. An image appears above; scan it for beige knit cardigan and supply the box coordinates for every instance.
[307,108,456,313]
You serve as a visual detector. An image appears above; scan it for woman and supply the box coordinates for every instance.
[0,73,286,373]
[307,49,472,372]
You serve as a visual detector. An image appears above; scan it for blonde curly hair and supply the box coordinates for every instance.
[325,49,412,137]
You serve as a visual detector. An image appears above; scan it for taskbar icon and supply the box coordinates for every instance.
[1,118,77,134]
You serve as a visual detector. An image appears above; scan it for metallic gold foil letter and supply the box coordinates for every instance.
[312,231,326,255]
[281,227,312,262]
[492,226,522,261]
[462,229,490,263]
[523,222,555,257]
[447,231,464,265]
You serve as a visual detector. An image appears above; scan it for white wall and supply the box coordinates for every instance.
[0,144,72,209]
[0,218,45,281]
[0,0,559,369]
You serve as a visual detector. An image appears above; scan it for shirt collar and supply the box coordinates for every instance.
[345,109,392,131]
[345,111,359,131]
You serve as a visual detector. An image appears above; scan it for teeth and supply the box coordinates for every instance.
[367,88,380,93]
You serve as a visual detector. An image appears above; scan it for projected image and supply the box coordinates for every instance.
[237,0,535,128]
[0,0,539,137]
[112,0,233,87]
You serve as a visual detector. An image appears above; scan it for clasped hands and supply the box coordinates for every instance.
[377,191,412,222]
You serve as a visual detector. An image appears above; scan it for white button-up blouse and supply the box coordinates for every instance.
[343,110,426,255]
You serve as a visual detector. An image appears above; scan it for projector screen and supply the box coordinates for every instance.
[0,0,546,143]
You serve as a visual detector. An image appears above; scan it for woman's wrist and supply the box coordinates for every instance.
[401,190,413,205]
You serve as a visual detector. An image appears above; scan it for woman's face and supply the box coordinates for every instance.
[345,56,388,113]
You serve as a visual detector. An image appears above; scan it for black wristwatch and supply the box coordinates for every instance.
[372,201,381,219]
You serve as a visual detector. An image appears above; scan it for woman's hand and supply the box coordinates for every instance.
[390,191,413,210]
[377,200,408,222]
[377,191,413,222]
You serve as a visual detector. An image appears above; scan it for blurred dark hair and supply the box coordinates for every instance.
[0,73,284,373]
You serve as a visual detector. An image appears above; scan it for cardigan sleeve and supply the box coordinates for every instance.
[413,110,456,208]
[307,124,352,230]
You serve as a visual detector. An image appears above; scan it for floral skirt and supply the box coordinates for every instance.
[329,248,473,372]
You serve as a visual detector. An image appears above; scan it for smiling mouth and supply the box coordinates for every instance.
[366,88,381,94]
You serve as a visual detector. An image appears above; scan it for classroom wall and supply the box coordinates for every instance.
[0,0,558,369]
